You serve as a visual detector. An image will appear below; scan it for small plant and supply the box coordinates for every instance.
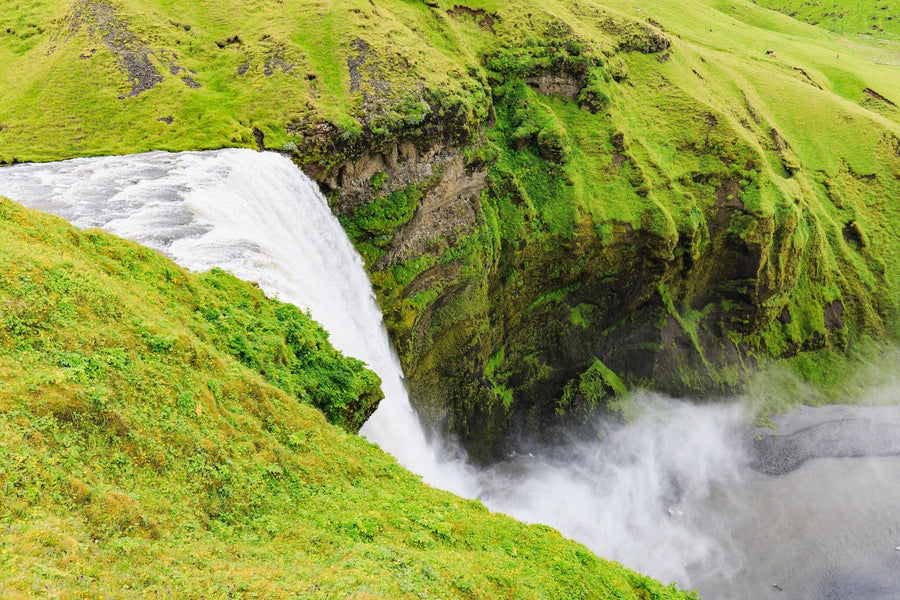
[369,171,388,192]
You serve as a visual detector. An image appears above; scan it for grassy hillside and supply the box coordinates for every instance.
[0,196,694,599]
[754,0,900,40]
[2,0,899,450]
[1,0,898,164]
[0,0,489,163]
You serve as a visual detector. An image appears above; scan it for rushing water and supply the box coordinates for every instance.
[0,149,473,493]
[1,149,899,599]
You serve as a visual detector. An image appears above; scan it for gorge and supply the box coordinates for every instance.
[2,150,899,599]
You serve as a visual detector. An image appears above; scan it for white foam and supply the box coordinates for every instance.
[0,149,474,494]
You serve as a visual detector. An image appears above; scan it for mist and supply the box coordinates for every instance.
[470,392,900,599]
[474,395,749,586]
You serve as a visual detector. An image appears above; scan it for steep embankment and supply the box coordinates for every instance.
[2,0,899,458]
[0,197,693,599]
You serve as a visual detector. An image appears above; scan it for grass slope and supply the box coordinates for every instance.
[754,0,900,40]
[0,196,694,598]
[0,0,487,163]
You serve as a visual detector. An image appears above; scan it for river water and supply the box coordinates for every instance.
[1,149,898,599]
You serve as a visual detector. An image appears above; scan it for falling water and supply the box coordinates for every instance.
[0,149,474,493]
[2,149,899,599]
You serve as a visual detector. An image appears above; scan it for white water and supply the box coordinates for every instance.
[0,149,474,493]
[2,150,899,599]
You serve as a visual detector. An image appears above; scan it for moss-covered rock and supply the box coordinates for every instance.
[335,9,900,458]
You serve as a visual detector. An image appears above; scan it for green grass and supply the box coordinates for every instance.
[0,0,489,163]
[0,197,696,599]
[753,0,900,40]
[1,0,899,588]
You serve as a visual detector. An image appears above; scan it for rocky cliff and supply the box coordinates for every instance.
[301,7,900,459]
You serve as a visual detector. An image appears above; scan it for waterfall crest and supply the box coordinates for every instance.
[0,149,474,494]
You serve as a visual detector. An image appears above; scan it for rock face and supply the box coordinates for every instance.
[296,14,899,460]
[525,74,582,99]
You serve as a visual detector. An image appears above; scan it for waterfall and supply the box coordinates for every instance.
[0,149,475,494]
[3,149,900,600]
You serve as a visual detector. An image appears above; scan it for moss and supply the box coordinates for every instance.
[339,181,429,266]
[556,358,627,425]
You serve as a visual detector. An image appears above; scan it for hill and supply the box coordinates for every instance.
[0,196,693,599]
[754,0,900,40]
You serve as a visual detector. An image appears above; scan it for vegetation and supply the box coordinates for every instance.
[0,0,493,166]
[1,0,900,594]
[4,0,897,453]
[753,0,900,39]
[0,197,696,598]
[331,0,900,456]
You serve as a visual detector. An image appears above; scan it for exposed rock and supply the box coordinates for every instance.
[793,67,823,89]
[55,0,204,98]
[326,141,471,216]
[264,53,294,76]
[60,1,162,97]
[525,74,582,99]
[348,38,384,96]
[842,220,867,247]
[863,87,898,108]
[770,128,801,174]
[378,155,486,267]
[779,306,792,324]
[253,127,265,151]
[215,35,242,48]
[823,300,845,331]
[446,6,499,32]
